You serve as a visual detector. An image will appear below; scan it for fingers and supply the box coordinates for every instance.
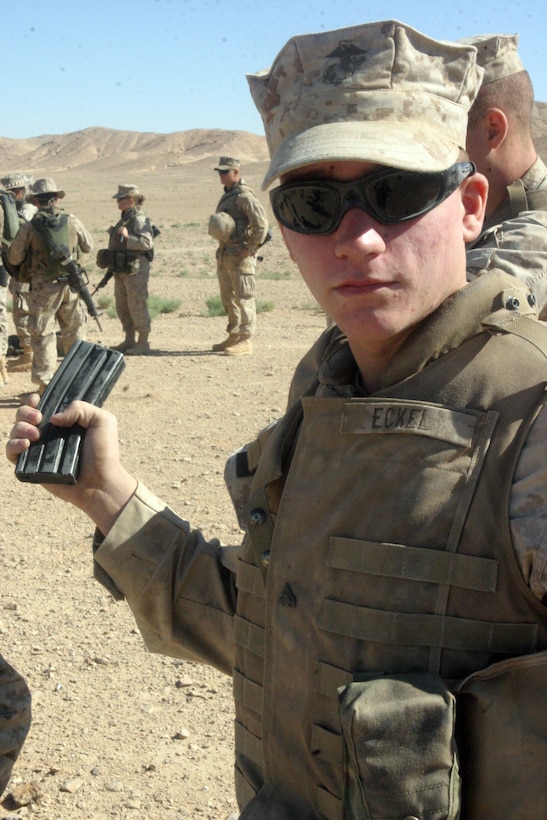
[6,397,43,465]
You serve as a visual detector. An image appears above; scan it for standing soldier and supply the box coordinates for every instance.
[1,173,37,372]
[103,184,155,356]
[209,157,269,356]
[7,178,93,394]
[0,181,22,386]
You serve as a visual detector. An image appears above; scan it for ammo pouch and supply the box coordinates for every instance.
[97,249,141,272]
[456,650,547,819]
[339,673,461,820]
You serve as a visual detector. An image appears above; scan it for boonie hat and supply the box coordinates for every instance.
[459,33,524,85]
[247,19,484,189]
[28,178,65,199]
[113,184,140,200]
[214,157,240,171]
[2,173,29,190]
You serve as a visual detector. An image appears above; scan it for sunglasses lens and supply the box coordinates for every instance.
[272,184,338,234]
[366,172,444,222]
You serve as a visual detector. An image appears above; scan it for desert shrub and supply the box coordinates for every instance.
[259,269,294,280]
[147,294,182,318]
[97,294,114,310]
[204,294,274,317]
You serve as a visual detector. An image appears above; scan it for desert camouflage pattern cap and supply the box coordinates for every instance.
[247,19,484,189]
[112,184,140,200]
[29,178,65,198]
[459,33,524,85]
[214,156,240,171]
[1,173,29,190]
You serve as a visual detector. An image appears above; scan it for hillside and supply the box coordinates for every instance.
[1,102,546,175]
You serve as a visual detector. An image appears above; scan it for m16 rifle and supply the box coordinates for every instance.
[91,267,114,297]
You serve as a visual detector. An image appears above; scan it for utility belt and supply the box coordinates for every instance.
[337,651,546,820]
[96,249,153,273]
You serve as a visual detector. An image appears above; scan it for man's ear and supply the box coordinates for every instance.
[484,107,508,149]
[461,172,489,243]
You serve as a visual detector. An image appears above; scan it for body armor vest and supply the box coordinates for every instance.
[30,211,77,278]
[230,271,547,818]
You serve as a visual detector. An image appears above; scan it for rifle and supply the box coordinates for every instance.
[91,268,114,296]
[31,215,103,331]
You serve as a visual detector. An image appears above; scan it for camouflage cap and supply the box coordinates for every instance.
[112,184,140,200]
[459,33,524,85]
[214,157,240,171]
[247,20,484,189]
[1,173,29,190]
[28,178,65,199]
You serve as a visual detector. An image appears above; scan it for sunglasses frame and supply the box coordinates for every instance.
[270,161,476,235]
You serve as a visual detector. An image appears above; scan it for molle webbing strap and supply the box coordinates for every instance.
[328,538,499,591]
[311,724,343,767]
[233,669,263,715]
[233,615,265,657]
[320,600,539,655]
[234,720,263,768]
[315,787,343,820]
[236,560,265,597]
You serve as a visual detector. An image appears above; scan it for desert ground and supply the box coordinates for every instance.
[0,133,327,819]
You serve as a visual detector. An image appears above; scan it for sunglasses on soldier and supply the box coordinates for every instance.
[270,161,476,235]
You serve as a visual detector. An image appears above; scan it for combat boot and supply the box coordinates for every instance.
[126,333,150,356]
[9,345,33,373]
[212,335,240,352]
[0,356,8,386]
[224,338,253,356]
[112,333,136,353]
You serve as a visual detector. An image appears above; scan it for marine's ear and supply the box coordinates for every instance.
[460,171,489,243]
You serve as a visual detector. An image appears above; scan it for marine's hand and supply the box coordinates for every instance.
[6,396,137,535]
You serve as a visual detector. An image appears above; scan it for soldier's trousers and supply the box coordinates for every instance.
[216,248,257,340]
[114,269,151,336]
[28,275,87,388]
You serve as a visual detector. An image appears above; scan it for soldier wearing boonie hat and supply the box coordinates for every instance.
[7,176,93,393]
[9,20,547,820]
[463,32,547,316]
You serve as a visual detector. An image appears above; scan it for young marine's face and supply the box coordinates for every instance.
[280,161,486,367]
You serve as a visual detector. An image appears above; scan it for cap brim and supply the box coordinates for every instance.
[261,121,461,190]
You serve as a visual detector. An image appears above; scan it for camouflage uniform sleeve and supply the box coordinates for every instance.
[93,483,237,676]
[125,212,153,253]
[70,214,94,255]
[466,211,547,318]
[0,654,31,797]
[236,192,269,253]
[5,222,32,266]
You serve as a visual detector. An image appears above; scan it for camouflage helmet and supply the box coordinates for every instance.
[208,212,236,242]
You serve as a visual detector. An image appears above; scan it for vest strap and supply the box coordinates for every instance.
[320,599,539,654]
[233,615,265,657]
[236,560,265,597]
[311,724,343,767]
[233,668,263,715]
[315,786,343,820]
[234,720,263,768]
[328,537,499,591]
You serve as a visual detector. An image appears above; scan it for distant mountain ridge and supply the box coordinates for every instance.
[0,126,270,175]
[1,104,546,175]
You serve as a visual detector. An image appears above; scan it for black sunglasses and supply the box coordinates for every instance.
[270,161,476,235]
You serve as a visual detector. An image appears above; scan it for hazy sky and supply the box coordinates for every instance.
[3,0,546,140]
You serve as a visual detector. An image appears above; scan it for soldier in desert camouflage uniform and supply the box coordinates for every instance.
[209,157,269,356]
[0,181,22,386]
[462,34,547,316]
[104,184,155,356]
[7,178,93,394]
[1,173,37,372]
